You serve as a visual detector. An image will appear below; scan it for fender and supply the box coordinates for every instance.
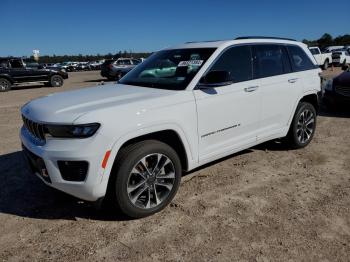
[98,122,197,188]
[0,73,14,83]
[287,90,319,128]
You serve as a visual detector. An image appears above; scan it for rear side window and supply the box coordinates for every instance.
[253,44,291,78]
[287,45,315,72]
[310,48,320,55]
[210,46,252,83]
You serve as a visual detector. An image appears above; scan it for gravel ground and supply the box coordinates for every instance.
[0,69,349,261]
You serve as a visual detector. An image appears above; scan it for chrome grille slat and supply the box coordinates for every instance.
[22,115,46,142]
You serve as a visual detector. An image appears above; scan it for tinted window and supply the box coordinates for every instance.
[132,59,141,65]
[116,60,132,65]
[9,59,23,68]
[287,45,315,71]
[310,48,320,55]
[253,45,291,78]
[209,46,252,83]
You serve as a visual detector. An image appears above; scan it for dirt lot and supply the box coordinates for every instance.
[0,69,349,261]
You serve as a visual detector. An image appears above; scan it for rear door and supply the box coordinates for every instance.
[252,44,303,139]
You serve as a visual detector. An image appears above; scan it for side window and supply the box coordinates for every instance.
[287,45,315,72]
[209,46,252,83]
[310,48,320,55]
[253,44,291,78]
[9,60,23,68]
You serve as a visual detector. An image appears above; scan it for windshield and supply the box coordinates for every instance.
[119,48,216,90]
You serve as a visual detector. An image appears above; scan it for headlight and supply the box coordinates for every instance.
[45,123,100,138]
[325,79,333,91]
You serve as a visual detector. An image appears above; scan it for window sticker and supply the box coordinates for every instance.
[178,60,204,67]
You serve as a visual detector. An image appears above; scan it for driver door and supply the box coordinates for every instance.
[193,45,261,162]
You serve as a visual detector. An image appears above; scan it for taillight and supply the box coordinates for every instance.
[108,64,113,69]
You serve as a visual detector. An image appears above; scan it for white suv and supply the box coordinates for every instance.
[20,37,321,218]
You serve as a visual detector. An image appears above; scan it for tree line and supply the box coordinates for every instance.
[26,51,152,64]
[303,33,350,50]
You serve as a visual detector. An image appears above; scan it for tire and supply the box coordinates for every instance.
[322,59,329,70]
[286,102,317,149]
[48,75,64,87]
[342,59,347,67]
[110,140,182,218]
[0,78,12,92]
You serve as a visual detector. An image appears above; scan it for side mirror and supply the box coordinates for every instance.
[198,70,233,88]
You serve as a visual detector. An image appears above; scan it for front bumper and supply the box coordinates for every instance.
[20,126,111,201]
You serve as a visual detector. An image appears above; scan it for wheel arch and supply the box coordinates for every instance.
[100,127,193,200]
[299,93,319,114]
[286,92,319,131]
[114,129,190,171]
[0,74,14,84]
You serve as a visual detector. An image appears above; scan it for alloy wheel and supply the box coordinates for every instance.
[0,80,9,91]
[127,153,176,209]
[296,109,315,144]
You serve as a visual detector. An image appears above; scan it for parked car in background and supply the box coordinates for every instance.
[89,60,104,70]
[0,57,68,91]
[76,62,90,71]
[323,65,350,108]
[100,58,141,80]
[332,50,350,66]
[20,37,321,218]
[60,62,78,72]
[324,46,344,52]
[309,47,332,69]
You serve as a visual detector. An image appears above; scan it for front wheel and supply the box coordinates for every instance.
[0,78,12,92]
[286,102,317,149]
[111,140,182,218]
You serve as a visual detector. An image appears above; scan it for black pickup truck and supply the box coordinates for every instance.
[0,57,68,92]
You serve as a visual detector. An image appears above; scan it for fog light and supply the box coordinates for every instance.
[57,161,89,182]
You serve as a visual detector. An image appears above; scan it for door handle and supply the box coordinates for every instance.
[288,78,298,83]
[244,86,259,92]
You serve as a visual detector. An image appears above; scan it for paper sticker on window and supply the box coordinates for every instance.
[178,60,203,67]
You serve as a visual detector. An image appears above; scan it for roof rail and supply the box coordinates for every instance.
[235,36,296,41]
[185,39,228,44]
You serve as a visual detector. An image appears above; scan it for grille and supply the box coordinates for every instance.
[22,115,46,141]
[335,86,350,97]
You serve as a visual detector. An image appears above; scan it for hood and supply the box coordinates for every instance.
[21,83,178,124]
[333,71,350,87]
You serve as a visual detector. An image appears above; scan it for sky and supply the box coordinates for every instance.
[1,0,349,56]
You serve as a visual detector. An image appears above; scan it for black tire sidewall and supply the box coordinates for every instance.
[289,102,317,148]
[114,141,182,218]
[323,60,328,70]
[0,78,12,92]
[50,75,63,87]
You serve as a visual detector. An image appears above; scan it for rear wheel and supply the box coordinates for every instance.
[0,78,12,92]
[322,59,329,70]
[48,75,64,87]
[286,102,317,149]
[110,140,182,218]
[342,59,347,67]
